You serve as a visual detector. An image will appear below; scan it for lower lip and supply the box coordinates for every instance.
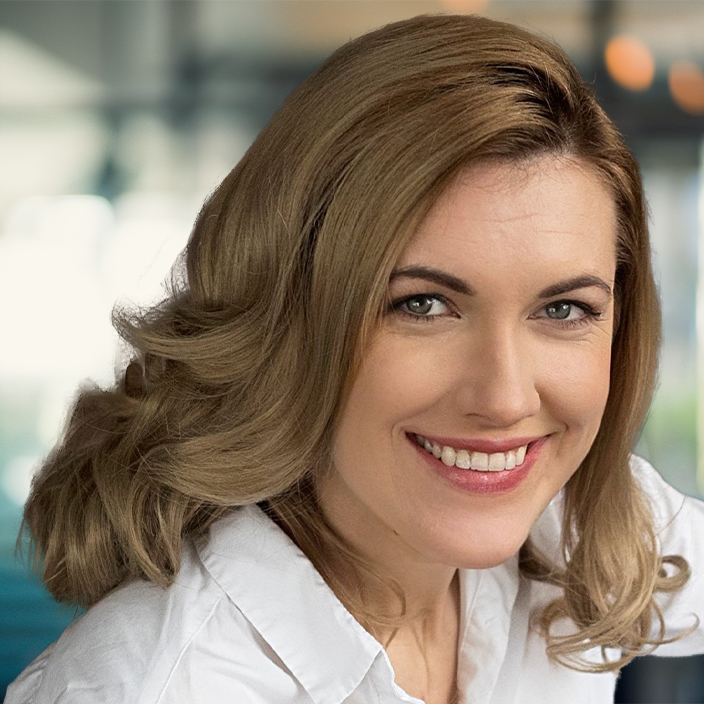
[407,433,548,495]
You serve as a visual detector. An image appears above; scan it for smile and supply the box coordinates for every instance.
[413,434,529,472]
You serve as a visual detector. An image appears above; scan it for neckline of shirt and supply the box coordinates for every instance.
[194,504,521,704]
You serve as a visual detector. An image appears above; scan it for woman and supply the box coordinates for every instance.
[7,13,704,704]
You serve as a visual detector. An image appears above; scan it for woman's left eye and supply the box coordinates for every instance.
[389,294,451,322]
[536,300,601,328]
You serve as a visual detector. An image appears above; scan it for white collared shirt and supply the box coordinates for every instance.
[7,455,704,704]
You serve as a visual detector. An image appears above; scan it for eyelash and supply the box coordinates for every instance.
[388,293,604,330]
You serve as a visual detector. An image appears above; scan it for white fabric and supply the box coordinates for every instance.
[6,455,704,704]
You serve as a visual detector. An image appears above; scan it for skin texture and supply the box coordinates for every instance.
[317,156,618,703]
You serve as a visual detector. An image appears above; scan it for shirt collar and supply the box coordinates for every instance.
[194,504,383,704]
[195,504,523,704]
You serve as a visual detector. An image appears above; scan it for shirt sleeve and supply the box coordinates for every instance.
[630,454,704,656]
[4,644,54,704]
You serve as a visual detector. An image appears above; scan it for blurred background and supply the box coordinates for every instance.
[0,1,703,701]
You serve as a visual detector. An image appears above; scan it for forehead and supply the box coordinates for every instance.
[397,156,617,282]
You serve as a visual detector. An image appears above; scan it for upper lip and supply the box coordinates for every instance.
[407,432,548,454]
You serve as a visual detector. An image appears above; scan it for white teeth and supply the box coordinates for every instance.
[471,452,489,470]
[488,453,505,472]
[441,446,456,466]
[455,449,470,469]
[414,434,530,472]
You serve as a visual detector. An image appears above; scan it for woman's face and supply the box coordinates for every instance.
[318,156,617,571]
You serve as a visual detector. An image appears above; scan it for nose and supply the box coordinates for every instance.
[455,325,541,428]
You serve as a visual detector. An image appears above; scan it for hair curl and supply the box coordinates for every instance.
[22,13,692,672]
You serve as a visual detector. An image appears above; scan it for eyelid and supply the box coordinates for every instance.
[389,292,455,321]
[534,299,601,317]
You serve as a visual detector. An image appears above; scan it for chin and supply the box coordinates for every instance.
[427,526,532,571]
[456,543,525,570]
[458,548,522,570]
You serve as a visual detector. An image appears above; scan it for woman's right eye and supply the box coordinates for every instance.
[389,294,451,323]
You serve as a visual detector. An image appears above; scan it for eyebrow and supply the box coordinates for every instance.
[389,266,613,298]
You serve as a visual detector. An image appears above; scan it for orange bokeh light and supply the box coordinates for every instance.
[438,0,489,12]
[604,35,655,91]
[668,62,704,115]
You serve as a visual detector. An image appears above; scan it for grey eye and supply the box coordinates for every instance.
[406,296,435,315]
[546,302,572,319]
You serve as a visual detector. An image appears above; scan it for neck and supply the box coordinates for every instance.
[314,485,460,644]
[317,518,461,704]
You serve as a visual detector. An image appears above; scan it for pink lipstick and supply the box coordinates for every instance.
[406,432,548,494]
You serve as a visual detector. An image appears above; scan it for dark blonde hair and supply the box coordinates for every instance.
[23,13,692,671]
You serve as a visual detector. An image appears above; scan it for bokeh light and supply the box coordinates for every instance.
[438,0,489,13]
[669,62,704,115]
[605,35,655,91]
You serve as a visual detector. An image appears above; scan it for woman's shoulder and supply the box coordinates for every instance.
[628,453,704,540]
[629,453,704,656]
[6,505,373,704]
[6,537,228,703]
[7,507,315,704]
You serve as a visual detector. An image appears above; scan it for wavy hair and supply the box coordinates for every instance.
[22,14,692,671]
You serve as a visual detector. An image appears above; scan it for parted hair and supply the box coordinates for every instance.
[23,13,692,671]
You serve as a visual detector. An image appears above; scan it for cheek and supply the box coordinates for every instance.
[330,338,445,486]
[540,338,612,435]
[350,337,449,424]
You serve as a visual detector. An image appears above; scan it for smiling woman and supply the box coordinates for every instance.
[7,13,704,704]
